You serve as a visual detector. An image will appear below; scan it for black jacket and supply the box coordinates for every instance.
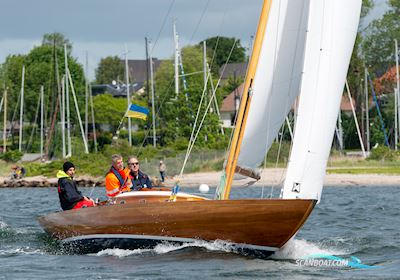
[57,171,84,210]
[130,170,152,190]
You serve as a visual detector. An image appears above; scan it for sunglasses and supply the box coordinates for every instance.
[128,162,139,166]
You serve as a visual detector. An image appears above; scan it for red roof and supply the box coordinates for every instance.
[220,84,244,112]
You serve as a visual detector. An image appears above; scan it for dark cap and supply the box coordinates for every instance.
[63,161,75,172]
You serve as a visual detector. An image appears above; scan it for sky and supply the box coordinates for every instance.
[0,0,388,81]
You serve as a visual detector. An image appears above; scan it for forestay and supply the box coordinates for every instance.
[282,0,362,202]
[237,0,310,175]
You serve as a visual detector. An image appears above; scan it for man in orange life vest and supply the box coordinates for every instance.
[105,154,131,197]
[57,161,96,210]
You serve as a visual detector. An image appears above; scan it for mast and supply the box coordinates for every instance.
[40,85,44,161]
[395,86,398,151]
[174,20,179,99]
[203,41,207,90]
[61,76,66,158]
[67,69,89,154]
[345,80,366,157]
[145,37,150,107]
[89,84,98,152]
[149,43,157,147]
[19,65,25,152]
[124,44,132,146]
[337,110,344,152]
[365,68,370,153]
[85,51,89,143]
[396,39,400,145]
[65,44,72,157]
[0,95,3,114]
[222,0,272,199]
[3,88,7,153]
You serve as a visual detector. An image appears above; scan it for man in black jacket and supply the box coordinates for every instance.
[127,156,152,190]
[57,161,95,210]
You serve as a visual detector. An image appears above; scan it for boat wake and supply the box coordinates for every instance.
[93,240,237,258]
[271,238,346,260]
[0,247,44,257]
[93,239,346,260]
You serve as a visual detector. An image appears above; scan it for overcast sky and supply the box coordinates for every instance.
[0,0,387,80]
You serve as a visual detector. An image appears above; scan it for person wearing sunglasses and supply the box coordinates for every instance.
[127,156,152,191]
[105,154,131,197]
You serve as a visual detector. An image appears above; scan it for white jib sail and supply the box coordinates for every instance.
[282,0,362,202]
[237,0,311,174]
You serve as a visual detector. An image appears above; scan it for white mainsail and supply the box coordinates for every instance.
[237,0,310,174]
[282,0,362,202]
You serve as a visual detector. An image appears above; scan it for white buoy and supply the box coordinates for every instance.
[199,183,209,193]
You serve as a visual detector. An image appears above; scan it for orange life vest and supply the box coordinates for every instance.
[105,167,130,197]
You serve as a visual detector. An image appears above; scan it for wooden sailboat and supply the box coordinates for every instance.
[38,0,362,257]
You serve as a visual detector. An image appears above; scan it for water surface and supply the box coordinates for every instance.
[0,186,399,279]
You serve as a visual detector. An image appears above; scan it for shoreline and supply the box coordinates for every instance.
[1,168,399,188]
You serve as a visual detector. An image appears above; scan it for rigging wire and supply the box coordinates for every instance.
[137,10,228,156]
[188,0,211,45]
[151,0,176,55]
[269,122,286,198]
[179,40,238,177]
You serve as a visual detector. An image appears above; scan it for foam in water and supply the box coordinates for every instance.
[94,240,236,258]
[94,248,154,258]
[93,239,346,259]
[153,240,235,254]
[271,238,346,260]
[0,221,8,229]
[0,247,44,256]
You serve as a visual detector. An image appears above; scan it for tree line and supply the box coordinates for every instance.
[1,0,400,155]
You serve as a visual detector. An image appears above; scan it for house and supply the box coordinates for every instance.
[218,62,248,85]
[126,59,164,85]
[91,83,143,98]
[220,84,244,127]
[91,58,166,98]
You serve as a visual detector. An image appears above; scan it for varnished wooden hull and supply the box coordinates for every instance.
[38,194,316,257]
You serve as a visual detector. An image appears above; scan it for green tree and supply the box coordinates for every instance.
[92,94,127,130]
[362,0,400,75]
[155,45,225,147]
[42,32,72,53]
[338,0,374,148]
[95,56,124,84]
[0,35,85,153]
[202,37,246,76]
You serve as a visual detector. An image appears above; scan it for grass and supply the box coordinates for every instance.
[3,144,400,178]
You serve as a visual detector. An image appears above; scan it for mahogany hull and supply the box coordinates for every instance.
[38,198,316,257]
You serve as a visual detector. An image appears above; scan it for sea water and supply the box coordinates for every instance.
[0,186,399,279]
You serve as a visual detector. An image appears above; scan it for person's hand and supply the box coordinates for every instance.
[125,179,132,188]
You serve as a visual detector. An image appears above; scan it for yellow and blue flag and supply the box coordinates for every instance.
[126,104,149,120]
